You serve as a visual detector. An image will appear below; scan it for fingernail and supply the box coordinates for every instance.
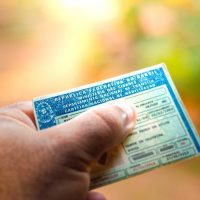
[111,101,136,134]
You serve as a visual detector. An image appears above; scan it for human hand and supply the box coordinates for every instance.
[0,101,136,200]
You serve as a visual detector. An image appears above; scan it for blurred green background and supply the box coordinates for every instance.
[0,0,199,199]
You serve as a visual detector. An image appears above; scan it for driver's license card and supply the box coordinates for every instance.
[33,63,200,189]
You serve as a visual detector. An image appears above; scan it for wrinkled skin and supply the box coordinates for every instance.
[0,101,136,200]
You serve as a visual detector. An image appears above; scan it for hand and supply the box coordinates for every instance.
[0,101,136,200]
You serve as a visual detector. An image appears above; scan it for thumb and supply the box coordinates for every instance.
[41,102,136,165]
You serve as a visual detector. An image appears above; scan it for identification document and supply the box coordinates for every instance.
[33,63,200,188]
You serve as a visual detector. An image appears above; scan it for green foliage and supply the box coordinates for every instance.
[123,2,200,99]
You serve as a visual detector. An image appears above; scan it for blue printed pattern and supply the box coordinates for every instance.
[34,68,166,130]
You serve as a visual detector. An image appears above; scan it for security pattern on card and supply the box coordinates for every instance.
[33,63,200,188]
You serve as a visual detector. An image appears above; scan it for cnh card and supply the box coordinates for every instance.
[33,63,200,189]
